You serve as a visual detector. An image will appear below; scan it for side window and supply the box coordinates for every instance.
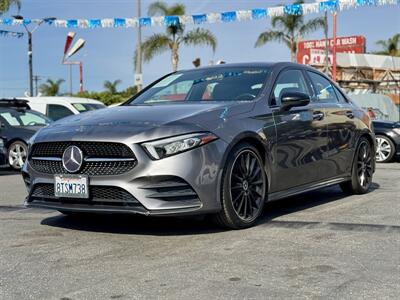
[272,69,309,105]
[307,72,338,103]
[47,105,74,121]
[333,86,348,104]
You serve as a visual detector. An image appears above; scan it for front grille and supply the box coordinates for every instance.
[29,142,136,176]
[30,159,135,176]
[31,141,134,158]
[30,183,142,208]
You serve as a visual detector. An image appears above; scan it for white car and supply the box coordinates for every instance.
[21,97,106,121]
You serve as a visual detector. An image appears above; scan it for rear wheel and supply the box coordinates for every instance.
[8,141,27,170]
[375,135,395,163]
[214,143,266,229]
[340,137,373,195]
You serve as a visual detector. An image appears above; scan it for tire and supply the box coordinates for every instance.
[7,141,28,171]
[340,137,374,195]
[213,143,267,229]
[375,135,395,163]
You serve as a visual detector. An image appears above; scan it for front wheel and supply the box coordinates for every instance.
[8,141,28,170]
[340,137,373,195]
[213,143,267,229]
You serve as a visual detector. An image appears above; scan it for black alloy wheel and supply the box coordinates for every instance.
[214,143,266,229]
[340,137,373,195]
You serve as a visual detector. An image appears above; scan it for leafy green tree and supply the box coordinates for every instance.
[374,34,400,57]
[74,85,138,106]
[103,79,122,94]
[0,0,20,15]
[137,1,217,71]
[39,79,65,96]
[255,0,326,62]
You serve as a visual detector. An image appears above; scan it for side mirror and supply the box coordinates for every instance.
[0,122,5,130]
[280,92,310,111]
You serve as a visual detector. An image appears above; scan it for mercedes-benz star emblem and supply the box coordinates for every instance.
[62,146,83,173]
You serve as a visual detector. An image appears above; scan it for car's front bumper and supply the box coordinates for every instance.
[23,139,228,216]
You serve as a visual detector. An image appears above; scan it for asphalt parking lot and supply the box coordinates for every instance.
[0,163,399,299]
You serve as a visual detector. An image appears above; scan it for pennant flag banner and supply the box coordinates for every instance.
[0,0,398,29]
[0,29,24,38]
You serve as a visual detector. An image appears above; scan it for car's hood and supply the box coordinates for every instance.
[35,102,253,143]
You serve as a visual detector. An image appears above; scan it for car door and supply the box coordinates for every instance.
[306,71,356,179]
[270,68,328,192]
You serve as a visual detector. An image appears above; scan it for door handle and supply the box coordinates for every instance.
[346,111,354,119]
[313,111,324,121]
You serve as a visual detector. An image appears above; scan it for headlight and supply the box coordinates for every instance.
[142,132,218,160]
[393,128,400,135]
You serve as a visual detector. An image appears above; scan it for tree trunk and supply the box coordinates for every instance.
[290,41,297,62]
[171,43,179,72]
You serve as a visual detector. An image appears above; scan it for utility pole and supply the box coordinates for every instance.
[135,0,143,91]
[332,12,337,82]
[27,31,33,97]
[33,75,42,96]
[12,16,56,97]
[324,11,329,75]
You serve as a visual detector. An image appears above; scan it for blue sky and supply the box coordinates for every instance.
[0,0,399,97]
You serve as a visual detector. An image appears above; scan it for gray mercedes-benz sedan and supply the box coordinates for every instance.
[23,63,375,228]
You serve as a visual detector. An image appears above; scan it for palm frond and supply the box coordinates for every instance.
[0,0,21,15]
[148,1,169,16]
[299,17,326,36]
[182,28,217,52]
[136,33,171,65]
[39,78,64,96]
[255,30,287,48]
[148,1,185,16]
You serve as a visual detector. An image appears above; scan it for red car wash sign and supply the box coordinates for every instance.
[297,35,366,65]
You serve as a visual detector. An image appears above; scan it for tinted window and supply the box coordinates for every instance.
[307,71,338,103]
[333,86,348,104]
[272,69,309,105]
[128,67,270,104]
[47,105,74,121]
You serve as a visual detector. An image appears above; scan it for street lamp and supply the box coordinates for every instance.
[13,15,56,97]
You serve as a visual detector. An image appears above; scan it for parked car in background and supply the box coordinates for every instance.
[24,63,376,229]
[373,120,400,163]
[0,99,51,170]
[21,96,106,121]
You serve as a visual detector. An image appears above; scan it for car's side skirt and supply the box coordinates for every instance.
[267,176,351,202]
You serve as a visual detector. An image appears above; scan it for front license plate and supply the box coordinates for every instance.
[54,174,89,199]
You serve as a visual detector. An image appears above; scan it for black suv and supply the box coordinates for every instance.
[0,99,51,170]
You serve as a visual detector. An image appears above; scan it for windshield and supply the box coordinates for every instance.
[0,110,51,127]
[72,103,106,112]
[128,67,270,105]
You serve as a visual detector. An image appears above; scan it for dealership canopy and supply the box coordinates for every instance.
[0,0,398,29]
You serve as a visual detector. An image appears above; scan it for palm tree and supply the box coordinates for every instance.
[39,79,65,96]
[374,34,400,57]
[0,0,20,15]
[103,79,122,94]
[255,0,326,62]
[137,1,217,72]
